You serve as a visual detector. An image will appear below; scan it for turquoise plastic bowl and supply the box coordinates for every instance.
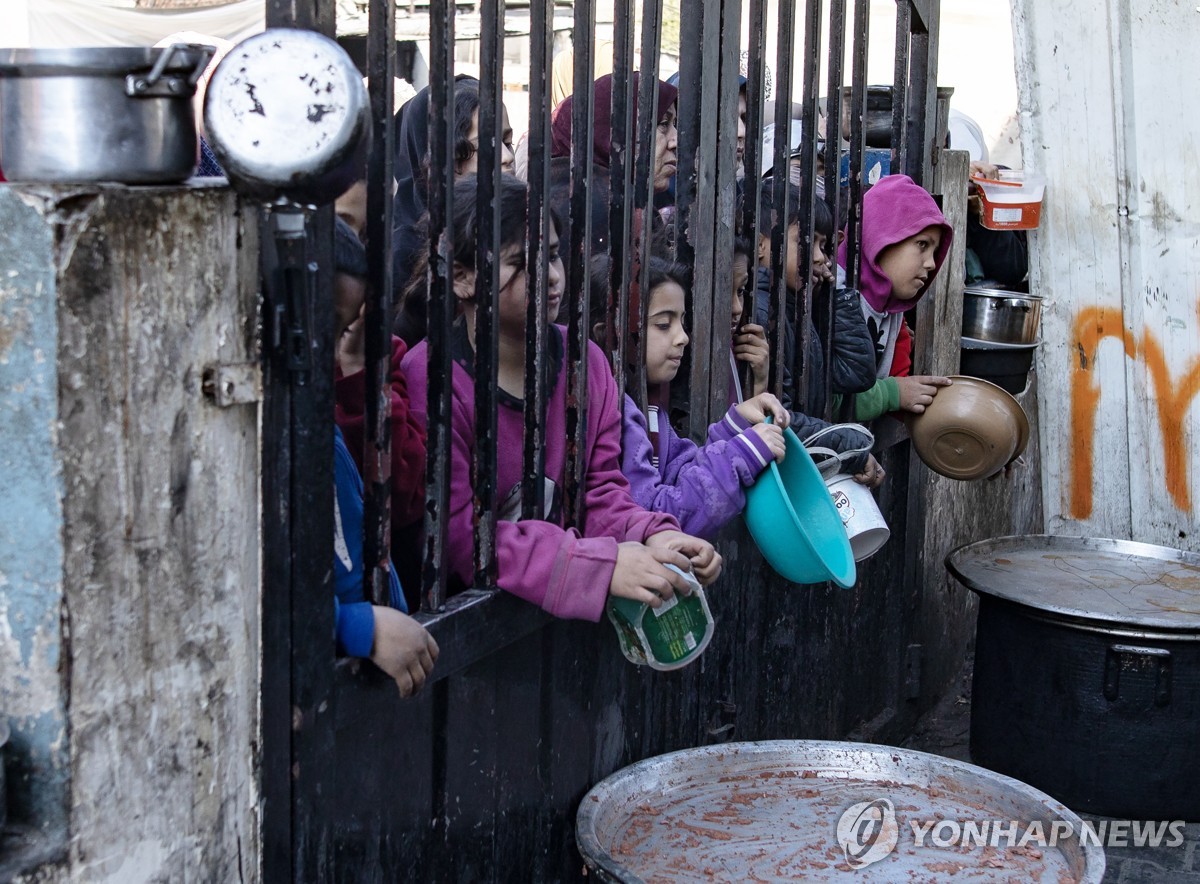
[743,426,857,588]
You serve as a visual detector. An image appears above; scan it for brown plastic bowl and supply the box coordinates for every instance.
[908,376,1029,480]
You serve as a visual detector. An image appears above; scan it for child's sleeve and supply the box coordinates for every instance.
[579,344,682,547]
[848,378,901,422]
[335,597,375,659]
[830,288,879,394]
[335,335,428,529]
[622,400,773,540]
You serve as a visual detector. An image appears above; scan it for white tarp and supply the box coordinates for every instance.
[26,0,263,48]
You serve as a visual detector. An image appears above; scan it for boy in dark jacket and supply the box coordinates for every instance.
[753,182,883,485]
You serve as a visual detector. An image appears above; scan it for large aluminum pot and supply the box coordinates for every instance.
[961,286,1042,344]
[0,44,213,183]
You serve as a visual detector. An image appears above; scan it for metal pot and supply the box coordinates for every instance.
[961,287,1042,344]
[0,44,213,183]
[203,29,369,207]
[948,535,1200,820]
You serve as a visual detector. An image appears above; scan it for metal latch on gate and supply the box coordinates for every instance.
[202,363,263,407]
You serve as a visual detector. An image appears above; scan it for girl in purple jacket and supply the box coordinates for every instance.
[401,175,722,621]
[590,256,791,540]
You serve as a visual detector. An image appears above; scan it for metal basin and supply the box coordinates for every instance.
[0,45,212,183]
[577,740,1104,882]
[961,287,1043,345]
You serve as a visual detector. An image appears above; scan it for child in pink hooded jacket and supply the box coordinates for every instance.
[837,173,955,420]
[402,174,722,621]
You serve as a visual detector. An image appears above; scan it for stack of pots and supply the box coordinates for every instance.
[959,286,1042,394]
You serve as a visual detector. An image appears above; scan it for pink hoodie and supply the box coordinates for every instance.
[402,325,680,622]
[838,173,953,315]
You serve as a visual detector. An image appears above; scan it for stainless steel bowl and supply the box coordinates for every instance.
[0,44,212,184]
[961,287,1042,345]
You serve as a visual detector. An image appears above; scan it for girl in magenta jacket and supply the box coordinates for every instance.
[401,175,722,620]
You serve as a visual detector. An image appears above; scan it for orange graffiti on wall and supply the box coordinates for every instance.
[1071,303,1200,517]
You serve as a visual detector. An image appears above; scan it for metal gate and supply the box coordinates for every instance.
[258,0,943,878]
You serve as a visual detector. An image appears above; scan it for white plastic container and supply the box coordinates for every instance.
[973,170,1046,230]
[826,472,890,561]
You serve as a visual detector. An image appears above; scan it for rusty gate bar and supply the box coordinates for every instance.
[891,0,912,178]
[606,0,637,414]
[421,0,456,613]
[702,0,744,427]
[822,0,848,418]
[471,0,503,588]
[903,1,938,184]
[362,0,396,606]
[521,0,554,520]
[673,0,702,436]
[843,0,871,291]
[564,0,596,529]
[792,0,824,408]
[767,0,797,402]
[257,0,338,878]
[737,0,768,397]
[630,0,664,416]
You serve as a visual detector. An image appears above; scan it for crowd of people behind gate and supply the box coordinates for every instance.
[319,62,1017,698]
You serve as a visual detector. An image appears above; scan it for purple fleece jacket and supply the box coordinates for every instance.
[621,395,775,540]
[402,326,680,622]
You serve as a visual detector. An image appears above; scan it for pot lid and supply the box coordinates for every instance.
[947,534,1200,632]
[963,286,1043,300]
[0,46,210,78]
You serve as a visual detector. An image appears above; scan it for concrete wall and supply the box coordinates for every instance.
[0,184,261,882]
[1012,0,1200,548]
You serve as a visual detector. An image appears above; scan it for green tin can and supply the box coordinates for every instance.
[606,564,715,671]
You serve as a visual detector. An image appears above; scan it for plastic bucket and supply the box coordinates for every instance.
[973,170,1046,230]
[826,472,890,561]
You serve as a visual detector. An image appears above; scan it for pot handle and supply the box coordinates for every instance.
[996,298,1033,311]
[127,43,215,98]
[1103,644,1171,707]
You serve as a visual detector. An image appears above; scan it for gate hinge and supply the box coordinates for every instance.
[202,362,263,407]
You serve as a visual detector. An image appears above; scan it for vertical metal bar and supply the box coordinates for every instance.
[767,0,796,401]
[823,0,847,420]
[675,0,705,436]
[631,0,664,415]
[362,0,396,607]
[422,0,455,613]
[704,0,743,425]
[522,0,553,520]
[607,0,636,411]
[904,4,937,185]
[737,0,767,396]
[564,0,595,530]
[472,0,503,588]
[260,3,335,881]
[891,0,912,176]
[844,0,870,291]
[793,0,822,411]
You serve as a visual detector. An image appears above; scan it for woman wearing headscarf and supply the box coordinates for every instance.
[547,73,678,254]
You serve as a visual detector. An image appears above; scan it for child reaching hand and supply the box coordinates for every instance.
[591,256,790,540]
[402,174,722,619]
[837,174,955,420]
